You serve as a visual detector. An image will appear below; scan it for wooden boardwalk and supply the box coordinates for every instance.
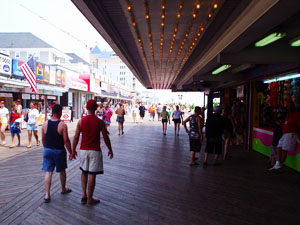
[0,121,300,225]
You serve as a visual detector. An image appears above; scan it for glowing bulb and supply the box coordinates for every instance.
[174,27,178,32]
[161,33,164,37]
[208,13,212,18]
[201,27,204,31]
[161,42,163,46]
[196,3,200,9]
[161,22,165,26]
[132,21,136,26]
[173,33,176,38]
[179,4,183,9]
[195,37,198,41]
[162,5,165,9]
[213,3,218,8]
[145,14,149,19]
[185,33,188,37]
[177,13,181,19]
[128,6,131,10]
[192,42,195,46]
[193,13,197,19]
[161,14,165,19]
[148,33,152,38]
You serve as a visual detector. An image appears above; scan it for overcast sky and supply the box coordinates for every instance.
[0,0,112,61]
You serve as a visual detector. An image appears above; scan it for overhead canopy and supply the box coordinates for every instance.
[72,0,300,91]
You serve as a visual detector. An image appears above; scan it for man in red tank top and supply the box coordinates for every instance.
[72,99,113,206]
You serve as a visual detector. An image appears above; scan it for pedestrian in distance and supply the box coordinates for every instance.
[132,104,139,123]
[204,105,226,166]
[149,104,156,121]
[222,106,234,160]
[105,105,112,134]
[72,99,113,206]
[161,106,170,135]
[183,106,203,165]
[172,105,183,136]
[116,103,126,135]
[157,103,163,121]
[25,102,40,148]
[139,103,146,123]
[41,104,73,203]
[0,100,9,146]
[9,104,21,148]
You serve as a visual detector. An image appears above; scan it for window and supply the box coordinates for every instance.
[34,55,40,61]
[28,52,34,60]
[15,51,20,59]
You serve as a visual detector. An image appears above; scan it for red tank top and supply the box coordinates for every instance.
[80,115,102,151]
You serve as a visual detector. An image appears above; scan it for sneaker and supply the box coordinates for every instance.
[269,164,281,171]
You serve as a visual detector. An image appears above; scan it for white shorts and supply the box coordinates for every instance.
[79,150,103,174]
[277,133,299,152]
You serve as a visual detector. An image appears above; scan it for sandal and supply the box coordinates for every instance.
[27,145,32,148]
[9,145,16,148]
[61,188,72,194]
[36,141,40,146]
[81,197,87,204]
[44,198,51,203]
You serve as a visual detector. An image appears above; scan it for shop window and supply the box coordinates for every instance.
[15,51,20,59]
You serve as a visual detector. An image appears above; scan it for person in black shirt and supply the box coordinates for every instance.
[139,103,146,123]
[204,106,226,165]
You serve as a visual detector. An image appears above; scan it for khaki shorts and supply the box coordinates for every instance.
[79,150,103,174]
[277,133,299,152]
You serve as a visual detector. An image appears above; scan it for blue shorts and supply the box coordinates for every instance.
[10,123,21,134]
[116,117,124,123]
[105,121,111,125]
[42,147,67,172]
[27,124,38,131]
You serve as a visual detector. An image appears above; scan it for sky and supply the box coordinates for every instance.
[0,0,112,61]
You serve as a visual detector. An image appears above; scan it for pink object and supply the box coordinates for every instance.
[105,108,112,122]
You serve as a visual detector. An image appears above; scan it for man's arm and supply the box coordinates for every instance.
[183,116,190,134]
[41,121,47,147]
[101,121,113,159]
[62,123,72,156]
[72,120,81,158]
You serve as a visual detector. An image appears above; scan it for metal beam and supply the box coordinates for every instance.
[176,0,280,89]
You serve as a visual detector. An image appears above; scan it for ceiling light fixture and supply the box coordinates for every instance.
[255,32,286,47]
[290,36,300,47]
[212,65,232,75]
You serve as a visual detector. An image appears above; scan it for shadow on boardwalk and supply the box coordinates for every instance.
[0,121,300,225]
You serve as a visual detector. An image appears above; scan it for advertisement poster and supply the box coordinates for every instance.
[11,59,24,78]
[36,62,44,82]
[61,70,66,86]
[49,66,56,85]
[0,54,12,75]
[60,108,71,122]
[56,69,62,85]
[43,65,50,83]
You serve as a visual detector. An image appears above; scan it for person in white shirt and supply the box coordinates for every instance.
[0,101,9,145]
[172,105,184,136]
[25,102,40,148]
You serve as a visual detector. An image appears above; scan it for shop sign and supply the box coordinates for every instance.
[49,66,56,85]
[31,95,36,99]
[36,95,39,100]
[36,62,44,82]
[60,108,71,122]
[0,54,12,75]
[0,93,13,98]
[12,59,24,78]
[71,79,88,91]
[43,65,50,83]
[56,69,62,85]
[22,94,30,99]
[47,96,56,100]
[101,82,108,91]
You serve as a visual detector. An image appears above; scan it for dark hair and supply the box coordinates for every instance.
[194,106,201,113]
[52,104,62,115]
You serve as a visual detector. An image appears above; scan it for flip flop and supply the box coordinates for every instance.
[9,145,16,148]
[61,188,72,194]
[87,199,100,206]
[36,141,40,146]
[26,145,32,148]
[189,162,199,166]
[81,197,87,204]
[44,198,51,203]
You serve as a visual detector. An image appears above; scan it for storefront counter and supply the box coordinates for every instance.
[253,127,300,172]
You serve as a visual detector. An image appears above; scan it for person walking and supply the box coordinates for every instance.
[157,103,163,121]
[139,103,146,123]
[183,106,203,165]
[149,104,156,121]
[116,103,126,135]
[104,105,112,134]
[269,100,300,171]
[161,106,170,135]
[41,104,73,203]
[25,102,40,148]
[0,101,9,146]
[72,99,113,206]
[132,104,139,123]
[222,107,234,160]
[96,103,106,121]
[9,104,21,148]
[204,106,226,165]
[172,105,183,136]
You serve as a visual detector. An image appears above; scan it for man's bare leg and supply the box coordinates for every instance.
[44,172,53,200]
[59,169,68,193]
[81,172,88,199]
[87,174,100,205]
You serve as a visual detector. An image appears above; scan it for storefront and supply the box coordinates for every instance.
[250,67,300,172]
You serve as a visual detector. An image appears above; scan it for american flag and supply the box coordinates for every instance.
[20,57,37,94]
